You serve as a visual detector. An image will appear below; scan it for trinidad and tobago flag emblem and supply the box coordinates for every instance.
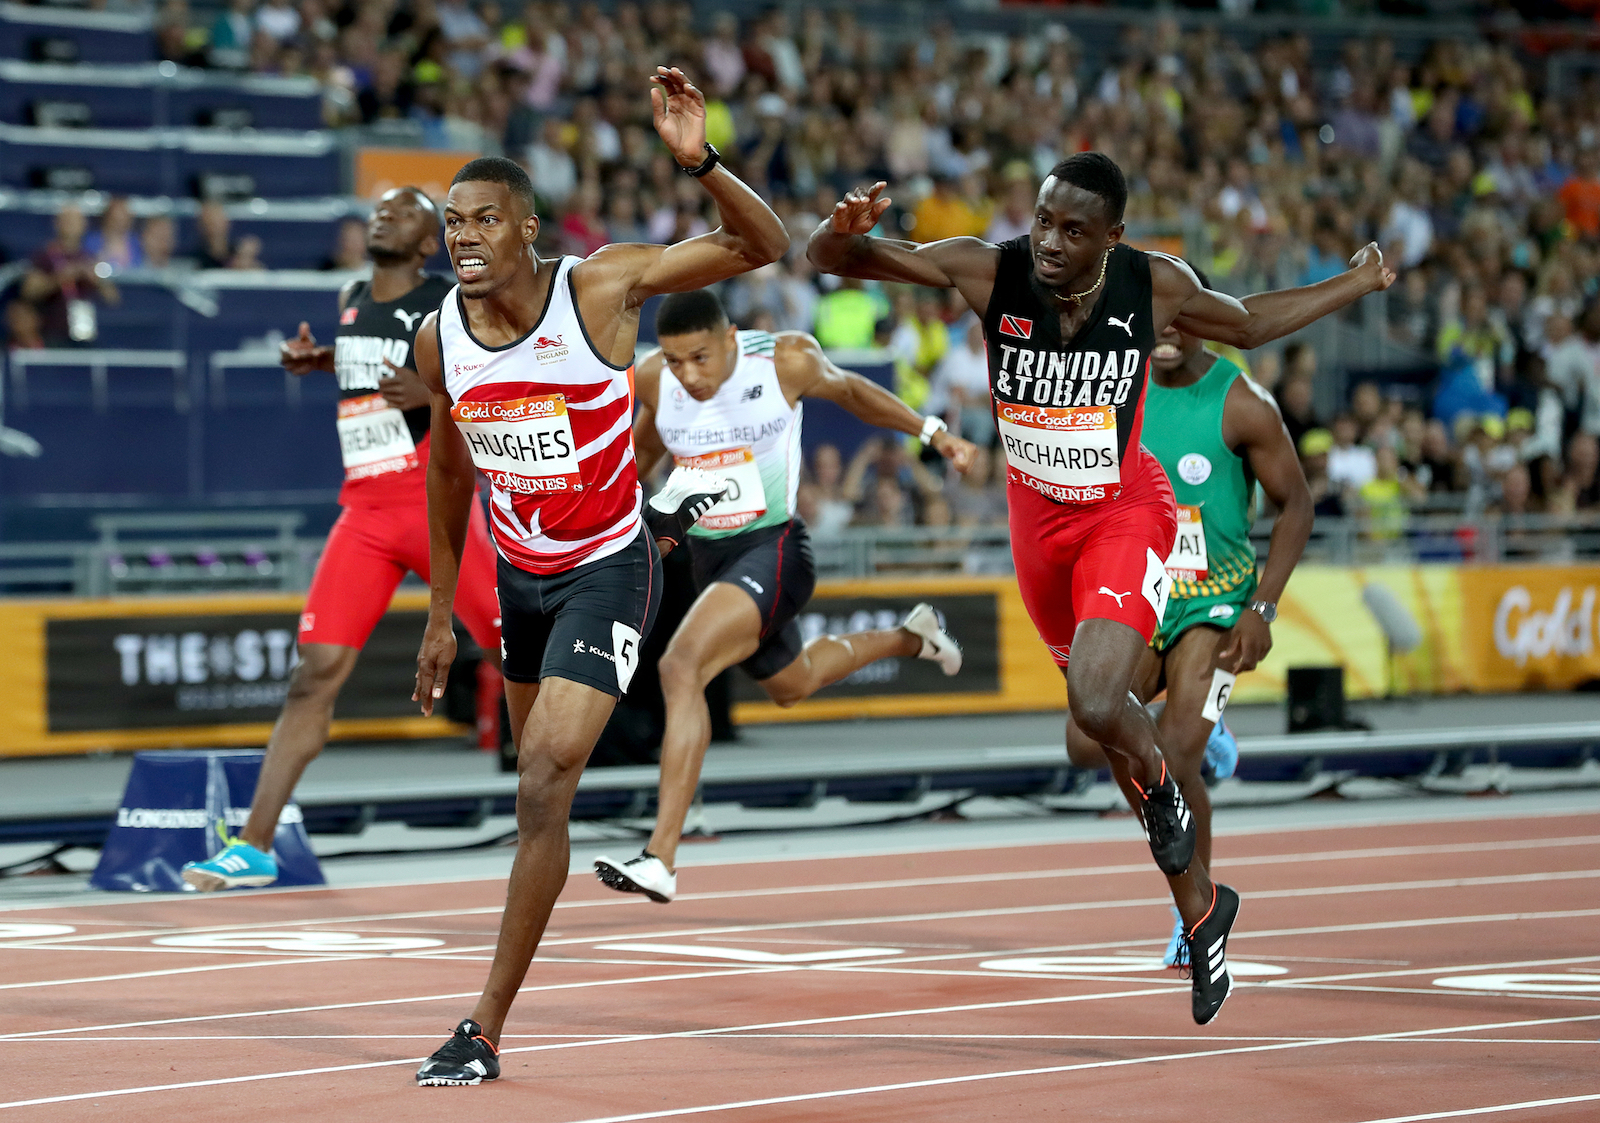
[998,314,1032,339]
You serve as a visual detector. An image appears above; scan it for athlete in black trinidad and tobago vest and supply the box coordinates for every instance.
[180,187,502,895]
[809,152,1395,1026]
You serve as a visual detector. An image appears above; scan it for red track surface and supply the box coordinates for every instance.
[2,811,1598,1121]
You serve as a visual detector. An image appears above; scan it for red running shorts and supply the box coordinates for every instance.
[299,498,501,651]
[1008,447,1178,666]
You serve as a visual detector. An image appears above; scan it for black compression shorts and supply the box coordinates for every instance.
[688,519,816,681]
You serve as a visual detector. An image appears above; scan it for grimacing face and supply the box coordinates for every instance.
[1027,176,1122,293]
[659,324,739,401]
[443,180,538,298]
[1150,319,1202,373]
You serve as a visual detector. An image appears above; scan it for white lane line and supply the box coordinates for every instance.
[6,834,1598,948]
[0,1001,1593,1111]
[0,956,353,991]
[0,966,785,1041]
[1349,1093,1600,1122]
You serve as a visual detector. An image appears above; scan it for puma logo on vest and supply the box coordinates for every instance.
[393,308,422,331]
[1108,313,1135,337]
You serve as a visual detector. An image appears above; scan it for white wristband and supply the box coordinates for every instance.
[919,415,948,443]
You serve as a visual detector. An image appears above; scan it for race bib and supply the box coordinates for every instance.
[996,403,1120,495]
[1201,668,1237,723]
[452,394,581,494]
[1164,504,1209,581]
[337,394,419,480]
[674,447,766,530]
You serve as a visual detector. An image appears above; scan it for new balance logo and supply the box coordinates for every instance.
[741,575,764,594]
[998,314,1032,339]
[393,308,422,332]
[1098,587,1131,607]
[740,384,763,402]
[1108,313,1135,337]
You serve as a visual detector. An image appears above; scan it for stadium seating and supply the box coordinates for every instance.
[0,2,155,65]
[0,59,324,131]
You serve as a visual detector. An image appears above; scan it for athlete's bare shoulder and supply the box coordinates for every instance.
[771,330,828,398]
[1222,369,1286,449]
[414,309,444,389]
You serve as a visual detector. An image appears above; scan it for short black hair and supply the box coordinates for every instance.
[655,289,729,338]
[1186,260,1212,290]
[396,185,439,221]
[1047,152,1127,225]
[450,157,536,216]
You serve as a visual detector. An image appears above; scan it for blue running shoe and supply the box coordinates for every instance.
[1162,905,1188,968]
[1204,717,1239,781]
[181,836,278,891]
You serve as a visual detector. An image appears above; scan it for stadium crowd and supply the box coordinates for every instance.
[10,1,1600,536]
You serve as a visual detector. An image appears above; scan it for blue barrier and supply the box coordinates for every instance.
[90,749,323,892]
[0,5,155,65]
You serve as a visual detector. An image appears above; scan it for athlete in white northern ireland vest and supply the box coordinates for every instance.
[810,152,1395,1026]
[408,66,791,1087]
[590,290,973,905]
[180,186,502,895]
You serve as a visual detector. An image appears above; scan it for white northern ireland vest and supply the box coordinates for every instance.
[439,256,640,574]
[655,329,802,539]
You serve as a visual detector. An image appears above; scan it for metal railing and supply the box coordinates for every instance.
[5,512,1600,595]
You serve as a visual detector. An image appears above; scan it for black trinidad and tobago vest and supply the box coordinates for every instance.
[983,239,1157,505]
[331,274,451,502]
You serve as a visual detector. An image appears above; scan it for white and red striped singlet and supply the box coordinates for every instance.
[439,256,641,575]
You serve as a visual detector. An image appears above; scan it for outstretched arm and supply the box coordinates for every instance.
[805,182,1000,318]
[631,350,671,480]
[1214,375,1314,675]
[592,68,788,306]
[411,312,476,716]
[1152,245,1396,351]
[775,333,977,473]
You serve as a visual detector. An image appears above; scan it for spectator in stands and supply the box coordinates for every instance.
[1276,354,1320,451]
[1327,414,1379,493]
[1542,312,1590,430]
[208,0,254,69]
[842,436,936,526]
[946,445,1006,528]
[83,197,143,273]
[558,182,608,257]
[320,217,367,271]
[1437,284,1510,392]
[807,443,855,538]
[229,234,265,271]
[1558,147,1600,242]
[195,201,235,270]
[436,0,491,80]
[19,206,119,347]
[813,277,880,350]
[255,0,299,44]
[1417,418,1463,495]
[984,164,1036,244]
[525,118,577,209]
[1551,431,1600,513]
[140,216,178,270]
[3,301,44,352]
[911,173,992,244]
[927,314,993,448]
[1299,429,1344,518]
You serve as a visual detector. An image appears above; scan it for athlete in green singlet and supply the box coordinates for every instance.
[1066,267,1313,965]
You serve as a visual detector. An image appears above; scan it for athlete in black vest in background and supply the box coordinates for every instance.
[182,187,502,893]
[810,154,1394,1024]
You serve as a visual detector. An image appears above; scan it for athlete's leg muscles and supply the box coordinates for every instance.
[758,621,920,707]
[239,643,360,850]
[1062,621,1214,925]
[1064,641,1162,771]
[1156,625,1227,872]
[471,675,614,1042]
[648,583,763,870]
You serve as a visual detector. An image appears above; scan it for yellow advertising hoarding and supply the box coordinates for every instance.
[1,564,1593,754]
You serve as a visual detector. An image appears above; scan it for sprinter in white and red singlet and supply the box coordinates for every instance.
[809,152,1394,1025]
[407,67,790,1086]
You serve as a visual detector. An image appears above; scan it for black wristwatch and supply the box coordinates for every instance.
[1249,600,1278,624]
[682,143,720,178]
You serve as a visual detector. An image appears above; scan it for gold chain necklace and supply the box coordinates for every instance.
[1054,251,1108,307]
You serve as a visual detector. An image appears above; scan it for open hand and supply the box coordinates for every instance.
[1348,242,1397,294]
[829,182,892,237]
[650,66,708,167]
[413,617,458,717]
[1214,609,1272,674]
[280,321,330,377]
[380,357,432,411]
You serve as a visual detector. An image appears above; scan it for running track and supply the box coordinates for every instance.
[1,811,1597,1121]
